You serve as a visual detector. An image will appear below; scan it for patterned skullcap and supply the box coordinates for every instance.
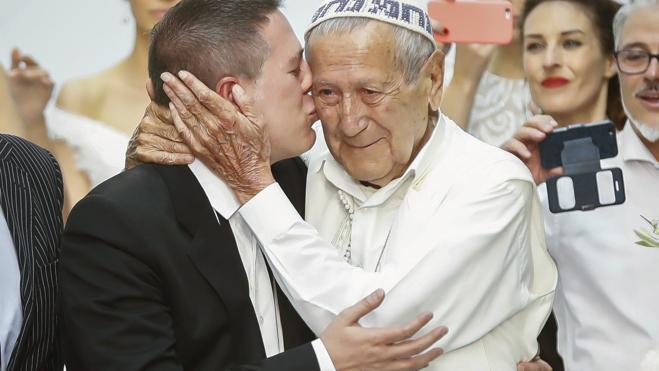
[305,0,436,47]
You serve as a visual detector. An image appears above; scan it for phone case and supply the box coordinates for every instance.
[539,121,618,169]
[428,0,514,44]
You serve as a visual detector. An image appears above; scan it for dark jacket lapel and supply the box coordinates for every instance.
[153,164,265,356]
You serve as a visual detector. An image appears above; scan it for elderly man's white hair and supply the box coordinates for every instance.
[613,0,659,49]
[305,18,436,85]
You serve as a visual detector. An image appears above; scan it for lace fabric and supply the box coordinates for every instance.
[467,72,532,147]
[45,107,130,187]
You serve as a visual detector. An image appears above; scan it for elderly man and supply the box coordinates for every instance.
[147,0,557,369]
[503,1,659,370]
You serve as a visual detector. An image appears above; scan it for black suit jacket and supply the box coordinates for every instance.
[0,134,64,371]
[60,158,319,371]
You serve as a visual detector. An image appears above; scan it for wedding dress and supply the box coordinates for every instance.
[46,107,130,187]
[467,72,532,147]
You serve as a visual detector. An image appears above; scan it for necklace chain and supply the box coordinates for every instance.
[337,190,354,264]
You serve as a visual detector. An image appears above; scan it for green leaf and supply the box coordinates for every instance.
[634,230,659,248]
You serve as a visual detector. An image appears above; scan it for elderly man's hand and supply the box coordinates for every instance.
[322,289,447,371]
[501,115,563,185]
[161,71,274,204]
[517,356,553,371]
[125,80,195,170]
[7,48,54,126]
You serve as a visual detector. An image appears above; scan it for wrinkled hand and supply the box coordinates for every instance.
[322,289,447,371]
[125,79,194,170]
[517,356,552,371]
[501,115,563,185]
[162,71,273,204]
[7,48,54,125]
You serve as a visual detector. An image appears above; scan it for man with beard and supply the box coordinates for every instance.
[503,1,659,369]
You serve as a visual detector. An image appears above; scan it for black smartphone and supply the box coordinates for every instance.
[540,120,617,169]
[539,120,625,213]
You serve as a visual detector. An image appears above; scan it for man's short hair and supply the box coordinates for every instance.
[613,0,659,50]
[149,0,281,105]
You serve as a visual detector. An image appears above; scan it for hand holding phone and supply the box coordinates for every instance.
[539,121,626,213]
[429,0,514,44]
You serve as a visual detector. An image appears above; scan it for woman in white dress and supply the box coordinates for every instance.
[50,0,180,213]
[441,0,530,147]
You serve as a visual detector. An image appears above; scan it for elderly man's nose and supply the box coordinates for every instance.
[339,99,367,136]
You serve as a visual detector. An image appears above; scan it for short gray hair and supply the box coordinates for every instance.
[305,17,436,85]
[613,0,659,49]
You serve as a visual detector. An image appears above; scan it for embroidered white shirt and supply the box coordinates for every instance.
[239,115,558,369]
[540,122,659,371]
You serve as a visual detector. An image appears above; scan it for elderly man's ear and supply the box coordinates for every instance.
[422,50,445,112]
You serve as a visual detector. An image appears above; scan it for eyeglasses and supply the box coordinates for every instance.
[614,49,659,75]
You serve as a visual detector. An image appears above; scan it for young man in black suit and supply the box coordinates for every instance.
[59,0,446,370]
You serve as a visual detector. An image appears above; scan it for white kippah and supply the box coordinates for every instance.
[305,0,436,47]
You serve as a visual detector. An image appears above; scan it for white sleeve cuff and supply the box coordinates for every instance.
[239,183,303,244]
[311,338,337,371]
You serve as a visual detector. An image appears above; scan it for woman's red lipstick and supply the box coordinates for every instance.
[542,77,570,88]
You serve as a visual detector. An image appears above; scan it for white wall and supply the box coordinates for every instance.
[0,0,321,85]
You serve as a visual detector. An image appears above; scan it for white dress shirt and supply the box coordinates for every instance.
[239,115,558,370]
[0,203,23,371]
[540,123,659,371]
[188,161,334,370]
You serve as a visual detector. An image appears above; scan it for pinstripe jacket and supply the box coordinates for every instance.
[0,134,64,371]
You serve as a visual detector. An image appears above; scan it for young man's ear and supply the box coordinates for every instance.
[216,77,240,105]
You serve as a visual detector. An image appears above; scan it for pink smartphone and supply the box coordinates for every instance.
[428,0,514,44]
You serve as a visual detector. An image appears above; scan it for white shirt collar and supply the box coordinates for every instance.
[620,121,659,167]
[188,160,241,219]
[313,115,445,206]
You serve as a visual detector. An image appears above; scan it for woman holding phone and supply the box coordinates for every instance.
[440,0,530,147]
[503,0,623,178]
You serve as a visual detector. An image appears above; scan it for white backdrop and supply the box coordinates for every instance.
[0,0,322,85]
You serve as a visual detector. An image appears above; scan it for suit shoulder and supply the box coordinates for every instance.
[75,164,174,219]
[0,134,57,167]
[0,134,62,192]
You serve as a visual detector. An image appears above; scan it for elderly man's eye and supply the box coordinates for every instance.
[313,88,340,105]
[361,88,385,104]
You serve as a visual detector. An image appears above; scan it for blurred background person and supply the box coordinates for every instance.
[1,49,54,149]
[441,0,531,147]
[503,1,659,370]
[0,65,23,135]
[48,0,180,213]
[521,0,624,130]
